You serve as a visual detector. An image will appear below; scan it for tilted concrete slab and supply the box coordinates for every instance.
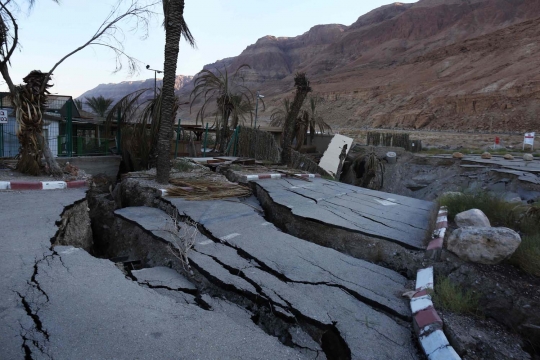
[252,178,437,250]
[134,198,422,359]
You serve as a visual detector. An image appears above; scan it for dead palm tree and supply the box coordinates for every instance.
[14,70,54,175]
[156,0,195,184]
[85,95,114,118]
[190,64,254,152]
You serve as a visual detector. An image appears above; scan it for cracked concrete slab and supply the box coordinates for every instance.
[131,266,197,292]
[34,246,307,359]
[165,199,411,318]
[115,204,420,359]
[0,189,86,359]
[252,178,437,250]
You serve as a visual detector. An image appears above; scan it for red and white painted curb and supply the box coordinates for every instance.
[426,207,448,260]
[411,266,461,359]
[410,206,460,359]
[244,173,321,181]
[0,180,87,190]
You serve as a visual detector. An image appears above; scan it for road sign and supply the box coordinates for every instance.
[0,109,7,124]
[523,132,535,150]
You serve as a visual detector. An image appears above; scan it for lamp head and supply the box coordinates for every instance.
[146,65,150,69]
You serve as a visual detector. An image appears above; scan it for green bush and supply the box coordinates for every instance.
[509,234,540,277]
[431,277,480,315]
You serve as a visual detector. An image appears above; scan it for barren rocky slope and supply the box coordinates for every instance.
[81,0,540,132]
[78,75,193,103]
[179,0,540,132]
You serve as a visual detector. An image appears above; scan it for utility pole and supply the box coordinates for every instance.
[253,91,264,128]
[146,65,163,100]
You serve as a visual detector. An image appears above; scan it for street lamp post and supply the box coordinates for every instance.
[146,65,163,100]
[253,91,264,128]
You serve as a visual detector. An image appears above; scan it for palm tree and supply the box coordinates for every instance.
[74,98,84,111]
[85,95,114,118]
[190,64,254,152]
[306,95,331,145]
[269,98,291,128]
[282,73,311,165]
[156,0,195,184]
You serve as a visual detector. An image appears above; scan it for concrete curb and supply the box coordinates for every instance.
[425,207,448,260]
[244,173,321,181]
[411,206,461,359]
[0,180,87,190]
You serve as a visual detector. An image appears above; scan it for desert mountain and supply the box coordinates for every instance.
[77,75,193,104]
[81,0,540,132]
[179,0,540,132]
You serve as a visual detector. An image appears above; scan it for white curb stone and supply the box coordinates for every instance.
[0,181,10,190]
[420,330,450,355]
[411,295,433,314]
[429,345,461,360]
[433,227,446,238]
[41,181,67,190]
[416,267,434,290]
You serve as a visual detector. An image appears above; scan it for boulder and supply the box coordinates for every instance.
[453,152,464,159]
[503,154,514,160]
[523,153,534,161]
[447,227,521,265]
[481,152,492,159]
[455,209,491,228]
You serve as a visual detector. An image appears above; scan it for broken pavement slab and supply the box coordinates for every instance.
[252,177,437,250]
[132,198,422,359]
[131,266,197,293]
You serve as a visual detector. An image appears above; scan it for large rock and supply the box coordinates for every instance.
[523,154,534,161]
[454,209,491,228]
[448,227,521,265]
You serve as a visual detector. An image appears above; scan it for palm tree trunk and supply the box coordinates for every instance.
[156,1,184,184]
[282,94,309,164]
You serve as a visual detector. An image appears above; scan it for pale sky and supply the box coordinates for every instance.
[4,0,416,97]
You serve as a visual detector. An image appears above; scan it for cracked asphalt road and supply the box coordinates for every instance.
[115,198,421,359]
[0,190,87,359]
[253,178,437,250]
[0,190,308,359]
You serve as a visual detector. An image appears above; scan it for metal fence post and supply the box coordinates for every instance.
[0,95,3,157]
[66,99,73,157]
[174,118,181,159]
[203,123,208,158]
[116,108,121,155]
[234,125,240,156]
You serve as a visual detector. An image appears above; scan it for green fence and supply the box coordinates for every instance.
[57,136,111,157]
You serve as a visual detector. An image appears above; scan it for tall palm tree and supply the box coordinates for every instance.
[156,0,195,184]
[281,73,311,164]
[85,95,114,118]
[306,95,331,145]
[190,64,254,152]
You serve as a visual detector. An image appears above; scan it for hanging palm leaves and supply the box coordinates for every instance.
[190,64,255,152]
[14,70,53,175]
[105,88,183,172]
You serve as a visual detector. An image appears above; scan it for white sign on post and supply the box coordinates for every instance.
[523,132,535,150]
[0,109,8,124]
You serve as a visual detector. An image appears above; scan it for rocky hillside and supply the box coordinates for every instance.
[77,75,193,103]
[80,0,540,132]
[178,0,540,132]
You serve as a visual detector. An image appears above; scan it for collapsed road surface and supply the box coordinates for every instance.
[250,177,437,273]
[1,184,426,359]
[0,190,308,359]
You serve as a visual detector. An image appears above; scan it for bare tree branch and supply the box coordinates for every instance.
[41,0,158,93]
